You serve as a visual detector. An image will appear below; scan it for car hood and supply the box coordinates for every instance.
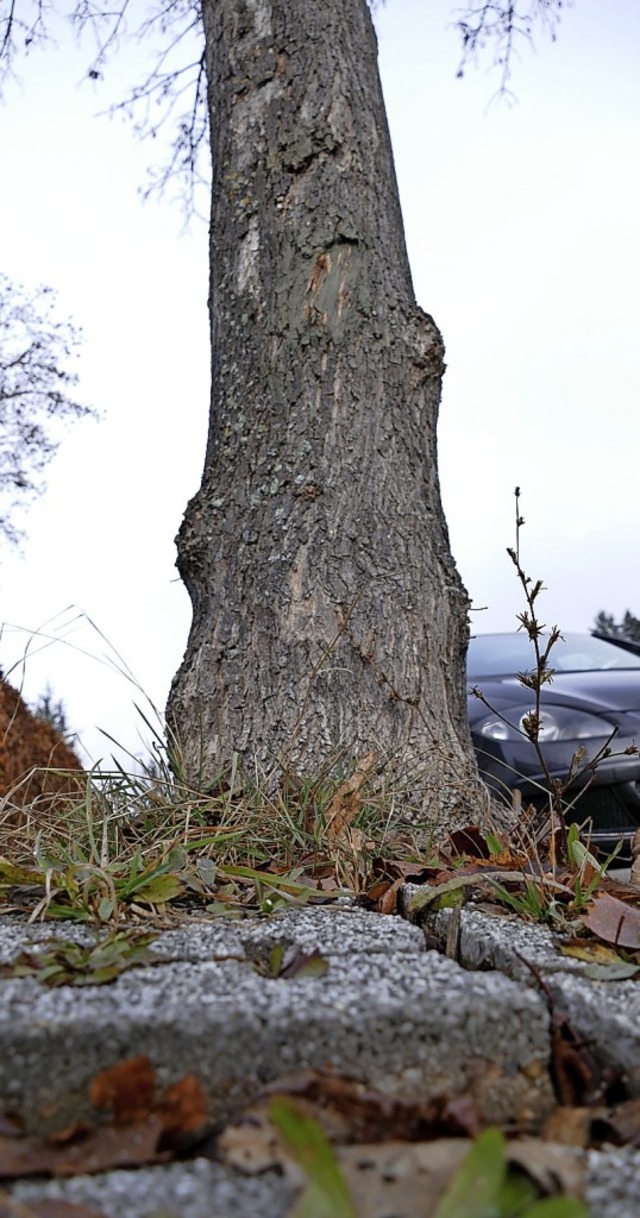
[470,669,640,715]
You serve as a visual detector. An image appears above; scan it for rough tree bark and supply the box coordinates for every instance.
[167,0,485,823]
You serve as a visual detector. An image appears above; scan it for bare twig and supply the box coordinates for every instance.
[453,0,567,98]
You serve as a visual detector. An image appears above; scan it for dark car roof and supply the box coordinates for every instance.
[467,632,640,680]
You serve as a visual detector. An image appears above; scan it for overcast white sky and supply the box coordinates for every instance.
[1,0,639,766]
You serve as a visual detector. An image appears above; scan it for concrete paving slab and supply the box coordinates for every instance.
[0,907,553,1134]
[237,903,426,957]
[409,902,640,1095]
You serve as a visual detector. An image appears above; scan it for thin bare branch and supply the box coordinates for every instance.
[454,0,567,97]
[0,0,49,92]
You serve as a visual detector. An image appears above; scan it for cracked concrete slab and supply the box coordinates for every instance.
[411,903,640,1095]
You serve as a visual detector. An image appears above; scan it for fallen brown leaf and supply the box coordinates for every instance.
[507,1137,585,1196]
[556,938,628,965]
[376,877,404,916]
[600,873,640,902]
[591,1097,640,1148]
[325,753,377,844]
[448,825,492,859]
[337,1139,471,1218]
[0,1117,166,1179]
[157,1074,208,1151]
[89,1055,156,1125]
[583,892,640,950]
[544,1096,640,1151]
[234,1069,483,1144]
[542,1106,594,1148]
[389,861,440,882]
[217,1111,285,1175]
[361,878,393,904]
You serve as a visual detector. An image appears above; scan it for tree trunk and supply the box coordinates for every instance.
[167,0,484,826]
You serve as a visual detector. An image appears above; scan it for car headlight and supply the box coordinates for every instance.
[478,705,611,743]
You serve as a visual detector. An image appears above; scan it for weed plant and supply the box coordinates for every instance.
[471,487,637,865]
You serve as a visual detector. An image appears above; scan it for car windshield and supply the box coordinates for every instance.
[467,632,640,679]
